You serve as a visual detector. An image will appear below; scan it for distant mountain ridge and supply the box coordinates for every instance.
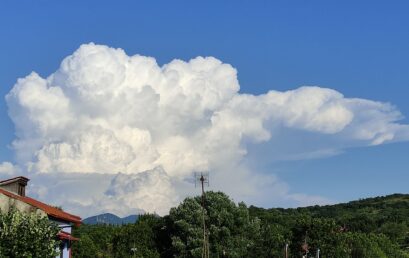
[83,213,139,225]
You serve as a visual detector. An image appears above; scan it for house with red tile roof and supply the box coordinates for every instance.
[0,176,81,258]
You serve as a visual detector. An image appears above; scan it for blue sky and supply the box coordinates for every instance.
[1,0,409,213]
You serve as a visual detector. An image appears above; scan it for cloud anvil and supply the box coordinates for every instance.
[3,43,409,216]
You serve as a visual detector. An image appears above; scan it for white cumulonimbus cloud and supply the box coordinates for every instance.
[0,162,21,176]
[4,43,409,216]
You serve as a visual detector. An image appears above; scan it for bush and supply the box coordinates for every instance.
[0,208,60,258]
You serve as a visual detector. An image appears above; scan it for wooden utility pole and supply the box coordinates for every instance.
[195,172,210,258]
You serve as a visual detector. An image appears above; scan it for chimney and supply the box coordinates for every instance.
[0,176,29,196]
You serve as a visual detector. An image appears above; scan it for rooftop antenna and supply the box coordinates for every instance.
[194,172,210,258]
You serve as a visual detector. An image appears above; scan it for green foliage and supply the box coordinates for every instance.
[73,234,99,258]
[72,224,118,257]
[249,194,409,258]
[0,208,60,258]
[72,193,409,258]
[112,214,161,258]
[168,191,261,257]
[72,214,164,258]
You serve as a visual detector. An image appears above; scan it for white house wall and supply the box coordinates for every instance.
[0,193,46,217]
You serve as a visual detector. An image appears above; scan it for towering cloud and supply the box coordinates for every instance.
[4,43,409,216]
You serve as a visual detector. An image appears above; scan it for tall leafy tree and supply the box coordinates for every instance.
[111,214,161,258]
[72,234,99,258]
[0,208,60,258]
[169,191,261,257]
[72,224,118,258]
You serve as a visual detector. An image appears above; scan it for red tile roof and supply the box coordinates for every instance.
[0,188,81,226]
[58,231,79,241]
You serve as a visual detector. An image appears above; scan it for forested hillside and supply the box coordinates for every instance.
[82,213,139,225]
[72,192,409,258]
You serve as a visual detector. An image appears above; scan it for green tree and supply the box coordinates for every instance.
[252,223,288,257]
[112,214,161,258]
[70,192,409,257]
[72,224,118,257]
[0,208,60,258]
[169,191,261,258]
[378,222,408,244]
[73,234,99,258]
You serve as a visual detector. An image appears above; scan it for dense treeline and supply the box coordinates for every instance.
[72,192,409,257]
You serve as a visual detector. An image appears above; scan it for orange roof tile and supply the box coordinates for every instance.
[0,188,81,226]
[58,231,79,241]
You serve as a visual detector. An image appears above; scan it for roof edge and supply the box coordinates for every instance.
[0,188,81,225]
